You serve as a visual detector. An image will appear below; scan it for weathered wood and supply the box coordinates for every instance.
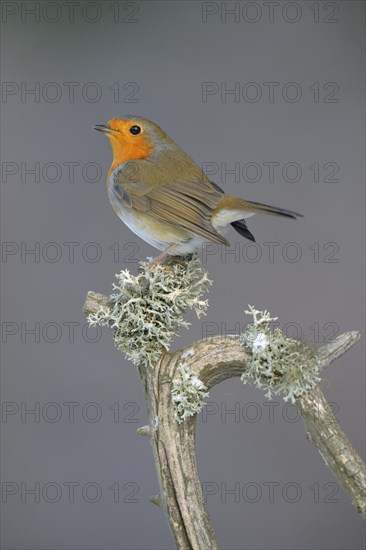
[84,291,365,549]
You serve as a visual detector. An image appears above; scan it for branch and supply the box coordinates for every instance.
[84,292,365,550]
[297,331,365,516]
[83,291,110,316]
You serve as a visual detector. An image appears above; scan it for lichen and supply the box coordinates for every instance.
[171,363,209,424]
[240,305,321,402]
[181,348,195,359]
[87,256,212,368]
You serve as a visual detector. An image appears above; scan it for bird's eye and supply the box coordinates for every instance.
[129,125,141,135]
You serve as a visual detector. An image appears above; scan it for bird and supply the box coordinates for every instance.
[94,116,303,265]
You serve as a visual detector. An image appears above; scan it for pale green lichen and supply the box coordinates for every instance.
[240,305,321,402]
[87,256,212,368]
[171,363,209,424]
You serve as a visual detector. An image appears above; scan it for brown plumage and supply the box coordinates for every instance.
[94,116,303,264]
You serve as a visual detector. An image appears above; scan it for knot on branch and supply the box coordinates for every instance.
[240,306,321,402]
[86,256,211,368]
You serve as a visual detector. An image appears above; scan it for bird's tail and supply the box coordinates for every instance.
[214,196,303,224]
[240,199,303,219]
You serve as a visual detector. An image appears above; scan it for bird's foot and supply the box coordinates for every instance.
[148,244,178,269]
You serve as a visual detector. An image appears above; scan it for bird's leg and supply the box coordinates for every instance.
[149,243,177,268]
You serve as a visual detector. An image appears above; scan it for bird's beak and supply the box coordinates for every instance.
[93,124,118,135]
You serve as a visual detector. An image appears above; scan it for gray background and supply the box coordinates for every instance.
[1,1,365,549]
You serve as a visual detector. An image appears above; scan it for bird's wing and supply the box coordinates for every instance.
[112,154,229,245]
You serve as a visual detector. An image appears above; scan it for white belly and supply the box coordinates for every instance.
[108,186,197,253]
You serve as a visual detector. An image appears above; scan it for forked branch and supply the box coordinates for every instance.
[84,288,364,549]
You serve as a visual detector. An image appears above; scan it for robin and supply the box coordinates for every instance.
[94,116,302,265]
